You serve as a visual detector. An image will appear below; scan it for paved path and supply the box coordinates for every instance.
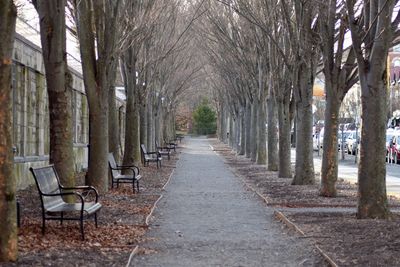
[130,137,324,267]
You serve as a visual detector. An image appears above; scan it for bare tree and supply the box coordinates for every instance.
[346,0,400,218]
[318,1,358,197]
[0,0,17,262]
[74,0,122,192]
[32,0,76,195]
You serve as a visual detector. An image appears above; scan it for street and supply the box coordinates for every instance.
[291,149,400,196]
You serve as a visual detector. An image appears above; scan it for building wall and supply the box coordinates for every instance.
[12,34,90,189]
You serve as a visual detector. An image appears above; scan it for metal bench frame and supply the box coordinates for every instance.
[163,138,177,152]
[29,165,102,240]
[108,153,142,192]
[155,140,171,160]
[140,144,162,168]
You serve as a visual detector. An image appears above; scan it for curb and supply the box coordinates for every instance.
[126,245,139,267]
[274,211,338,267]
[213,144,339,267]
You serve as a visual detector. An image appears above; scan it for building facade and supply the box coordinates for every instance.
[12,33,125,189]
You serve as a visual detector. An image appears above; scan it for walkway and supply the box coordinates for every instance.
[129,137,324,266]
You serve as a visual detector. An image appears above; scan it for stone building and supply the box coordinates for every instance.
[11,32,126,190]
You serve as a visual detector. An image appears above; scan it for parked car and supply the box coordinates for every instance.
[338,131,350,151]
[345,131,360,155]
[313,127,324,151]
[386,130,400,164]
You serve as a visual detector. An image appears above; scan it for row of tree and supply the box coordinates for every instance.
[197,0,399,220]
[0,0,202,261]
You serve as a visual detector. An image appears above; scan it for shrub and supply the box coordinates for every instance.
[192,102,216,135]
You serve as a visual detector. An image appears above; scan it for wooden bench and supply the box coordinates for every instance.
[29,165,102,240]
[108,153,142,192]
[155,140,171,160]
[140,144,162,168]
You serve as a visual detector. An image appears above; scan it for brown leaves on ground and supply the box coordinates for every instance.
[11,149,182,266]
[211,140,400,267]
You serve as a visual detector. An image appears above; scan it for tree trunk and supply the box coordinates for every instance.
[357,72,389,218]
[108,65,119,161]
[267,96,278,170]
[0,0,17,262]
[122,51,141,166]
[220,103,227,142]
[345,0,393,219]
[34,0,75,189]
[245,99,251,158]
[239,109,245,155]
[250,97,258,162]
[278,98,292,178]
[147,96,153,151]
[140,102,147,149]
[257,99,266,164]
[76,0,120,193]
[229,115,234,148]
[292,62,315,185]
[320,89,340,197]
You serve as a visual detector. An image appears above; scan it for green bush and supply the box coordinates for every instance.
[193,102,216,135]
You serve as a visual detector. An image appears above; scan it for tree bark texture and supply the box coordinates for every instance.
[250,97,258,162]
[357,73,389,218]
[239,109,245,155]
[140,102,147,149]
[292,64,315,185]
[122,51,141,166]
[346,0,394,219]
[33,0,75,189]
[256,99,266,164]
[278,98,292,178]
[245,99,251,158]
[76,0,120,192]
[0,0,17,262]
[146,97,154,151]
[229,115,234,148]
[267,96,278,171]
[320,93,340,196]
[108,64,120,161]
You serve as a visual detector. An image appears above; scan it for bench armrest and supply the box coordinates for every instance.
[111,166,140,177]
[60,186,99,202]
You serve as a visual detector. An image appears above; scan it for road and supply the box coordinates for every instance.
[291,149,400,196]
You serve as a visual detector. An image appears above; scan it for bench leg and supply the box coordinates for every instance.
[80,212,85,241]
[95,213,98,228]
[17,201,20,228]
[60,212,64,225]
[136,180,140,192]
[41,212,46,235]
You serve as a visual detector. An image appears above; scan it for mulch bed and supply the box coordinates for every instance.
[211,140,400,267]
[2,148,181,267]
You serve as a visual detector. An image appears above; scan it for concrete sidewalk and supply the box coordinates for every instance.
[129,137,325,267]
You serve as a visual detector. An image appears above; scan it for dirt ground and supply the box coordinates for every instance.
[1,149,181,267]
[211,140,400,267]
